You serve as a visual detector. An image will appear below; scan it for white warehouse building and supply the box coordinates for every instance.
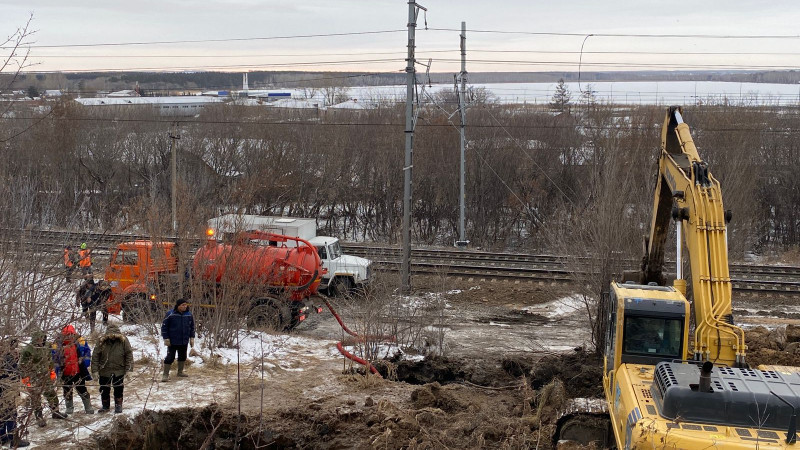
[74,96,223,116]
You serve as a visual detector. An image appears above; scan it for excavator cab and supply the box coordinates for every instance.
[605,282,690,377]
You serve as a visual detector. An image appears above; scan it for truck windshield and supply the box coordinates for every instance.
[329,241,342,259]
[113,250,138,266]
[623,316,682,358]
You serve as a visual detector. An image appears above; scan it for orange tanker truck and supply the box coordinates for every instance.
[102,229,326,330]
[192,228,326,330]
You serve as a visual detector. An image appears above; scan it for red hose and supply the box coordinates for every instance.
[324,299,359,337]
[336,341,380,376]
[324,299,395,377]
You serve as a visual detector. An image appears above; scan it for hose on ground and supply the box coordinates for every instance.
[323,298,395,377]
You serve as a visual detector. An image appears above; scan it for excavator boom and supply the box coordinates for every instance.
[588,107,800,450]
[641,106,745,367]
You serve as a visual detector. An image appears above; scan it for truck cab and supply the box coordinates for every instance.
[309,236,372,296]
[103,240,179,316]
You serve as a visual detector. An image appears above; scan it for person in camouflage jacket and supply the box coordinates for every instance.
[1,337,29,447]
[20,330,66,426]
[91,324,133,413]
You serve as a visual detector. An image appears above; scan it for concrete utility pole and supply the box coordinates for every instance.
[455,21,468,248]
[402,1,426,293]
[169,126,181,234]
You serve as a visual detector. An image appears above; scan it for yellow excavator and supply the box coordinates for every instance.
[601,106,799,448]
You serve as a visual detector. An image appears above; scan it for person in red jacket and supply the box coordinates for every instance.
[51,325,93,415]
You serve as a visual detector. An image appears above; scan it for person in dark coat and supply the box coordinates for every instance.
[77,279,110,334]
[91,324,133,414]
[20,330,66,426]
[161,299,195,382]
[52,325,93,415]
[1,338,29,447]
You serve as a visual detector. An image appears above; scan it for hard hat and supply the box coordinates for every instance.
[62,324,76,335]
[80,243,87,250]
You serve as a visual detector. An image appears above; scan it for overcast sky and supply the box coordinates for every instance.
[2,0,800,74]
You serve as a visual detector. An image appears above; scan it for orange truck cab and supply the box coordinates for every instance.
[103,240,179,315]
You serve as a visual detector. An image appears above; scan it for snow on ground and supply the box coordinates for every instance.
[20,317,344,449]
[11,277,592,447]
[398,290,453,310]
[520,294,586,319]
[13,277,344,449]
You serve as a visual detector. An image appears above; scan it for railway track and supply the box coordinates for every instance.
[4,228,800,294]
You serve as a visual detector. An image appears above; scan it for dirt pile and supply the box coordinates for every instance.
[272,379,570,449]
[95,404,294,450]
[376,354,533,387]
[93,351,603,449]
[746,325,800,368]
[530,350,603,399]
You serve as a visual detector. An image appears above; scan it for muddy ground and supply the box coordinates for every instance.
[87,278,800,449]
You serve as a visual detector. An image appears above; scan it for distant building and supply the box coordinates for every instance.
[43,90,62,98]
[253,92,291,102]
[328,98,377,110]
[74,96,222,116]
[200,90,230,97]
[266,98,320,109]
[107,89,139,97]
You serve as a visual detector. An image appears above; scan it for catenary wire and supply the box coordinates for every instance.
[423,28,800,39]
[1,30,407,49]
[7,28,799,51]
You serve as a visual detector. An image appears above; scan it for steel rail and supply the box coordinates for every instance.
[3,228,800,293]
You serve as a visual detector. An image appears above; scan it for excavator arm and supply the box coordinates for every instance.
[641,106,746,367]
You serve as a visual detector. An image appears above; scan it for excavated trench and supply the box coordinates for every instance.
[97,351,607,449]
[376,351,604,397]
[96,405,299,449]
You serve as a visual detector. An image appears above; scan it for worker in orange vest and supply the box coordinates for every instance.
[78,243,92,277]
[63,246,76,281]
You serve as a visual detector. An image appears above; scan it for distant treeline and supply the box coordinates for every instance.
[1,100,798,262]
[3,70,800,94]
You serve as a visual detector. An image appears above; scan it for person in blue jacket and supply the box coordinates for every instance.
[160,299,195,382]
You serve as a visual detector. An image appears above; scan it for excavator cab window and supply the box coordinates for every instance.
[622,316,682,358]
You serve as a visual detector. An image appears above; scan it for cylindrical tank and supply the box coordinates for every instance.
[192,232,323,301]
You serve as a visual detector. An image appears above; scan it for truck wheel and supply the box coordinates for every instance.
[247,300,285,331]
[122,294,156,324]
[330,276,353,297]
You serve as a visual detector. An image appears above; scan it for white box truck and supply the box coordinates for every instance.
[207,214,372,295]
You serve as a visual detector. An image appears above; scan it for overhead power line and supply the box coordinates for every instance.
[1,30,406,49]
[28,49,800,59]
[6,27,799,52]
[425,28,800,39]
[24,58,403,73]
[24,58,798,73]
